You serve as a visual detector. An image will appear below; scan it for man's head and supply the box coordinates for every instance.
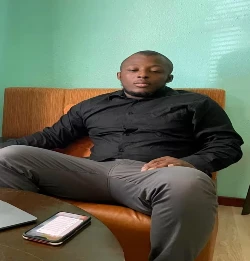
[117,50,173,98]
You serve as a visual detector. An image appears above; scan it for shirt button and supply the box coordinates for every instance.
[119,148,124,152]
[156,132,163,137]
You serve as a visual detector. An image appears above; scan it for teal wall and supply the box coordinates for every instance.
[0,0,8,126]
[1,0,250,198]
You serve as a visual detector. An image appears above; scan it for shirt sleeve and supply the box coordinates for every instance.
[0,102,88,150]
[181,97,244,174]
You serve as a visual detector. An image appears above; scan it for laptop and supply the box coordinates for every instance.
[0,200,37,230]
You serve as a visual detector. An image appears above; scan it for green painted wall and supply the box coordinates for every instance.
[1,0,250,198]
[0,0,8,127]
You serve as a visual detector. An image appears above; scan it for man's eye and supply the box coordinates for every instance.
[128,69,137,72]
[151,70,162,73]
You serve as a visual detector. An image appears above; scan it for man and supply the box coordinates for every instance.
[0,50,243,261]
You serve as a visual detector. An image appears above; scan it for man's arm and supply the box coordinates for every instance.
[0,102,88,149]
[181,98,243,174]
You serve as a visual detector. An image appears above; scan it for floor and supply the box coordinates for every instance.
[213,206,250,261]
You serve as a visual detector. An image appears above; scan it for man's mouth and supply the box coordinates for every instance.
[134,82,150,87]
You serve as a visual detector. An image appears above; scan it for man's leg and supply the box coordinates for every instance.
[0,145,115,202]
[108,159,218,261]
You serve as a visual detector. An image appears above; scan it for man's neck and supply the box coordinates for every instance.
[123,86,166,100]
[123,91,144,100]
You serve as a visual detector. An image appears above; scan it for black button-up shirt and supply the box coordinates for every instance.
[1,87,243,175]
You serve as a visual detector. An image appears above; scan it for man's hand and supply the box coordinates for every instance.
[141,156,195,172]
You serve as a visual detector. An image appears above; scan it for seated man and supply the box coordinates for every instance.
[0,50,243,261]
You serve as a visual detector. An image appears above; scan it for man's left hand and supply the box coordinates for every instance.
[141,156,195,172]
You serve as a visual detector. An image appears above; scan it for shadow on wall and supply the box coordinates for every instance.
[216,47,250,190]
[217,47,250,90]
[216,47,250,123]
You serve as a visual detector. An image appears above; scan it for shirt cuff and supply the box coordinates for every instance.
[181,155,212,175]
[0,139,18,149]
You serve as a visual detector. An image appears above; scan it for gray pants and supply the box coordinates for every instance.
[0,145,218,261]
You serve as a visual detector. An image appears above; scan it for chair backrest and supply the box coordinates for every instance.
[2,87,225,138]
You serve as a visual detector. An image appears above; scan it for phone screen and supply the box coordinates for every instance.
[23,212,91,243]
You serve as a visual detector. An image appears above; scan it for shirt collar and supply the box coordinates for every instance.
[108,86,178,100]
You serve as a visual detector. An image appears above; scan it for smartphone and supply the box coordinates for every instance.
[22,211,91,246]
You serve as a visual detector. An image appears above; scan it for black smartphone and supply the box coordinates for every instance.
[22,211,91,246]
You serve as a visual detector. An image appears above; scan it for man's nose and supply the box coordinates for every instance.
[137,70,149,78]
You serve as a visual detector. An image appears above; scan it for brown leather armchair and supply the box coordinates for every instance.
[2,87,224,261]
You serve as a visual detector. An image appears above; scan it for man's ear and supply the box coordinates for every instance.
[117,72,121,80]
[166,74,174,83]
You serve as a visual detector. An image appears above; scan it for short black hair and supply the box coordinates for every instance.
[120,50,173,73]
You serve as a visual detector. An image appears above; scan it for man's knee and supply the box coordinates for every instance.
[153,166,216,201]
[0,145,31,162]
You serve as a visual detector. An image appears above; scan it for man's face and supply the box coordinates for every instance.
[117,54,173,98]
